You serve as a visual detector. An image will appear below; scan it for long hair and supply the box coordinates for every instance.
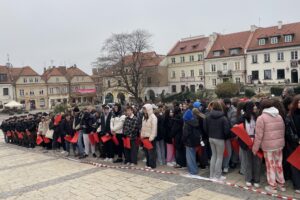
[243,101,256,122]
[271,97,286,119]
[289,94,300,116]
[211,101,224,112]
[258,99,273,116]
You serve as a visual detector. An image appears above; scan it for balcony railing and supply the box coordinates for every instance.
[180,76,195,82]
[217,70,232,77]
[290,60,300,67]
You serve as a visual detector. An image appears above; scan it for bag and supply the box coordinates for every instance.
[88,133,96,145]
[231,138,240,154]
[45,129,54,139]
[71,132,79,144]
[112,135,119,145]
[123,137,131,149]
[64,135,72,142]
[142,139,153,150]
[93,132,100,143]
[57,137,62,143]
[101,134,111,143]
[43,136,51,144]
[287,146,300,170]
[36,135,43,145]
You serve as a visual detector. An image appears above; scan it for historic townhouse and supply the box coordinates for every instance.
[246,21,300,86]
[42,66,69,108]
[66,66,96,104]
[14,66,48,110]
[0,65,16,108]
[167,35,215,94]
[205,30,254,89]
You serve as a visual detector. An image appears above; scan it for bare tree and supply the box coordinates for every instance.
[96,29,152,103]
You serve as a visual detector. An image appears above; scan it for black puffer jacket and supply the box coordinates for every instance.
[204,110,230,140]
[285,113,300,150]
[156,113,165,141]
[182,118,201,147]
[172,113,184,149]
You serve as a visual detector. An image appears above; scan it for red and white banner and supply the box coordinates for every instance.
[76,89,96,94]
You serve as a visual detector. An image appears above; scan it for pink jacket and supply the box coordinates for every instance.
[253,107,285,152]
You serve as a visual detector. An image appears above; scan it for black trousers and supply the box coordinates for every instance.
[104,140,114,158]
[144,141,156,168]
[115,134,124,158]
[176,147,187,167]
[124,139,139,164]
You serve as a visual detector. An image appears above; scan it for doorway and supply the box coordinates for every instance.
[291,69,298,83]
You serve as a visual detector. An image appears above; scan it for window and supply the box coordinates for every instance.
[55,87,60,93]
[171,85,176,93]
[270,37,278,44]
[3,88,9,96]
[235,62,241,70]
[264,53,270,63]
[212,79,217,86]
[171,71,176,78]
[230,48,240,55]
[39,90,44,95]
[30,90,34,96]
[235,77,241,83]
[277,69,285,79]
[291,51,298,60]
[181,85,185,92]
[189,55,194,62]
[284,35,293,43]
[147,77,151,84]
[118,80,122,86]
[277,52,284,61]
[190,85,195,92]
[258,38,266,45]
[29,78,33,83]
[190,70,194,77]
[223,63,228,71]
[252,71,259,80]
[171,58,176,64]
[264,70,272,80]
[180,56,185,63]
[40,99,45,107]
[0,74,7,82]
[23,78,27,83]
[199,69,203,76]
[107,80,110,87]
[19,89,24,96]
[211,64,216,72]
[56,77,59,82]
[50,88,54,94]
[198,54,203,61]
[213,51,221,57]
[252,54,258,63]
[181,70,185,78]
[35,78,38,82]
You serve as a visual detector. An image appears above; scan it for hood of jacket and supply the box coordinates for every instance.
[143,104,154,116]
[263,107,279,117]
[209,110,225,119]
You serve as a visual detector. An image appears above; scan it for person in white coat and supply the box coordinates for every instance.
[140,104,158,169]
[110,103,126,163]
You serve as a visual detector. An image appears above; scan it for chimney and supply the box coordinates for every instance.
[278,21,283,29]
[43,67,46,73]
[250,25,258,32]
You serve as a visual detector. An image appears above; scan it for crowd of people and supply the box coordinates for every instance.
[1,86,300,195]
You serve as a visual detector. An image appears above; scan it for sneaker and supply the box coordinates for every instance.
[61,151,65,154]
[167,162,175,167]
[142,158,147,163]
[278,186,286,192]
[246,182,252,187]
[253,183,260,188]
[223,168,229,173]
[108,158,113,163]
[174,164,182,169]
[218,176,226,181]
[295,189,300,194]
[103,158,109,162]
[65,152,70,157]
[92,153,97,158]
[130,163,137,167]
[113,158,123,163]
[265,186,277,194]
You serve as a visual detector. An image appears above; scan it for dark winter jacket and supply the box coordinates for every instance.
[182,112,201,147]
[156,113,165,141]
[172,112,184,149]
[204,110,230,140]
[285,112,300,150]
[81,112,95,134]
[100,112,112,135]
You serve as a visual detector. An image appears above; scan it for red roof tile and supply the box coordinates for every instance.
[167,36,209,56]
[66,66,88,79]
[42,67,65,80]
[19,66,39,76]
[248,22,300,51]
[206,31,252,59]
[123,51,164,68]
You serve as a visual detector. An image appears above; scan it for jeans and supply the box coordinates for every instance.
[209,138,225,179]
[244,149,261,183]
[239,148,246,175]
[144,141,156,168]
[156,140,166,165]
[186,147,199,175]
[77,131,84,156]
[65,141,77,154]
[124,139,139,164]
[222,139,232,169]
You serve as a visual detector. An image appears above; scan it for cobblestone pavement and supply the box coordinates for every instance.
[0,132,298,200]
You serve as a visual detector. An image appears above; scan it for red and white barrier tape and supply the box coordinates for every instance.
[66,158,298,200]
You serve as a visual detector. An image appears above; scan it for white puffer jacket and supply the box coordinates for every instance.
[141,104,157,141]
[110,115,126,134]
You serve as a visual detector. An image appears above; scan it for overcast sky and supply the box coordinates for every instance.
[0,0,299,74]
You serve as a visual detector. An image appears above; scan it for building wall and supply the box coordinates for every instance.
[0,84,14,106]
[246,47,300,84]
[15,76,48,110]
[167,52,205,94]
[205,56,247,89]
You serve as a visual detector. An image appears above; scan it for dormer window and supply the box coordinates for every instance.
[180,46,186,51]
[284,34,293,43]
[213,51,222,57]
[258,38,266,46]
[229,48,240,56]
[270,37,278,44]
[192,44,198,49]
